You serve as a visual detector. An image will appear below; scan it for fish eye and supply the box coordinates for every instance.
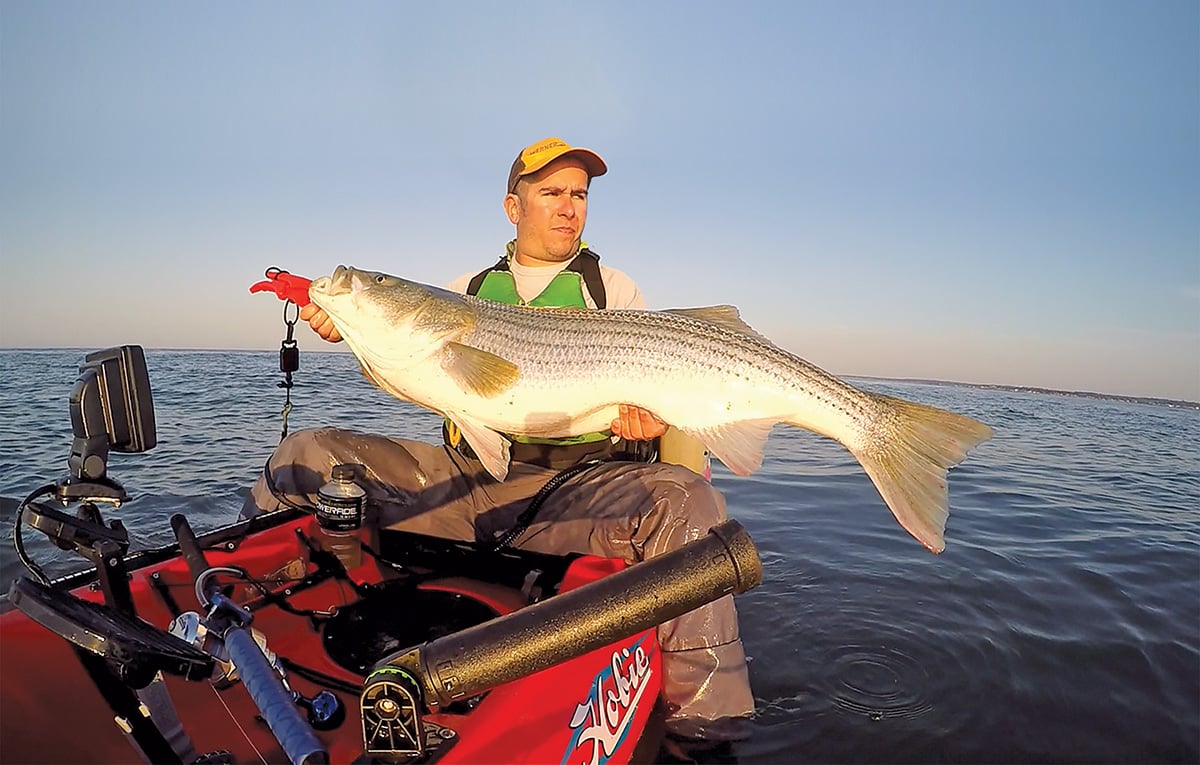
[375,275,386,283]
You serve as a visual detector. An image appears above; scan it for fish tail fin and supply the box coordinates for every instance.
[848,393,993,554]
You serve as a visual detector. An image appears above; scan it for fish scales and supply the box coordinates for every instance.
[308,266,993,553]
[464,301,821,393]
[464,299,872,442]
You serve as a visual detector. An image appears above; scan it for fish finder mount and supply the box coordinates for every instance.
[19,345,157,611]
[57,344,157,505]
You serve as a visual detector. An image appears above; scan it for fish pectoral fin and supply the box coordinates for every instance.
[684,418,777,476]
[357,359,416,403]
[449,414,512,481]
[663,306,768,341]
[441,342,521,398]
[359,361,385,390]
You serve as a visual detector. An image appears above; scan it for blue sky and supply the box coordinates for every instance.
[2,1,1197,401]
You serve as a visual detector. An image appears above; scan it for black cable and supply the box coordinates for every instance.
[12,484,55,585]
[492,460,604,552]
[261,455,316,513]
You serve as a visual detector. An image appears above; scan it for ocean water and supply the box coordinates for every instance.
[1,348,1197,764]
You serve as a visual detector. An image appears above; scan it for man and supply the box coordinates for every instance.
[242,137,755,753]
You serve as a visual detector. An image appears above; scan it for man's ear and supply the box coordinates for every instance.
[503,193,522,225]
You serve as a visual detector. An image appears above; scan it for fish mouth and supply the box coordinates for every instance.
[311,265,355,296]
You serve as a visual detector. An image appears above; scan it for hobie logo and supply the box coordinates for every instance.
[561,636,655,765]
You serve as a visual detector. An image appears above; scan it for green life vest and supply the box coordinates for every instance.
[446,246,612,452]
[474,268,589,308]
[465,244,608,309]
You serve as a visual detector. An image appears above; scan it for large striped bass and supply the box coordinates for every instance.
[309,266,992,553]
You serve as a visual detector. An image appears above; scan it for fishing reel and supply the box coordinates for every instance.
[168,600,345,731]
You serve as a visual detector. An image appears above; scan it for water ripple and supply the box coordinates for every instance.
[822,642,935,721]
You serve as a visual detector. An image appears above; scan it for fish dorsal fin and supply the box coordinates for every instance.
[441,342,521,398]
[682,419,778,476]
[447,413,512,480]
[664,306,767,340]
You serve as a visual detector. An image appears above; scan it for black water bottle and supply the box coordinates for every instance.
[315,463,366,569]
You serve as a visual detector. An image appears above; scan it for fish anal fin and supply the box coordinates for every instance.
[846,392,994,554]
[664,306,768,341]
[448,414,512,481]
[683,419,777,476]
[441,342,521,398]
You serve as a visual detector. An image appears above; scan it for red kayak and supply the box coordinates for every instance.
[0,346,762,765]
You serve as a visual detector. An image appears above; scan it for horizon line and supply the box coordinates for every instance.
[2,345,1197,409]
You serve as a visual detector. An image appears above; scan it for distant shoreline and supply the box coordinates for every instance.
[3,346,1197,410]
[847,374,1199,410]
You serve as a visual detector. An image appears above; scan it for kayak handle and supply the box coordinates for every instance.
[170,514,329,765]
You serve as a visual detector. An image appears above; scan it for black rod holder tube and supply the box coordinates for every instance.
[379,519,761,709]
[170,513,212,594]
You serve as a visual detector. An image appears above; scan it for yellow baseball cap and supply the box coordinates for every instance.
[507,137,607,193]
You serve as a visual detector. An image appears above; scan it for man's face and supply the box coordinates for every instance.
[506,158,590,265]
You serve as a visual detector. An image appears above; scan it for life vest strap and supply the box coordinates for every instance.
[465,248,607,309]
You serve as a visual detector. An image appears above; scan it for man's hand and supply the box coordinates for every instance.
[300,304,342,343]
[611,404,668,441]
